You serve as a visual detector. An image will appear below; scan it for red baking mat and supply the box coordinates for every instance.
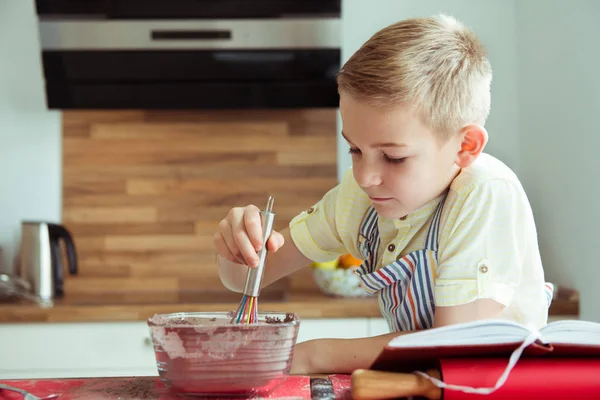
[329,374,352,400]
[0,375,312,399]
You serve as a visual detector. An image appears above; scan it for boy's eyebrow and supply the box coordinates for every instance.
[341,131,354,144]
[341,131,408,148]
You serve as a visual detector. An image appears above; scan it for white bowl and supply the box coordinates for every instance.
[312,267,372,298]
[147,311,300,397]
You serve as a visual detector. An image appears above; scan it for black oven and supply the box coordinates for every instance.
[35,0,341,109]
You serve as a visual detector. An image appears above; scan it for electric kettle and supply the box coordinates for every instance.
[18,221,78,301]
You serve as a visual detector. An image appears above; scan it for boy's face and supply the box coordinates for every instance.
[340,94,463,219]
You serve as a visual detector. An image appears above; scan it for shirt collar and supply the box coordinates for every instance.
[385,191,447,228]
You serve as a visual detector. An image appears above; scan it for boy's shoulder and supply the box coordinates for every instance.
[450,152,524,195]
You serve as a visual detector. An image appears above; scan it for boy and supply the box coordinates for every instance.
[214,14,551,374]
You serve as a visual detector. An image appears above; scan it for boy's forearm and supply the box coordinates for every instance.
[298,332,409,374]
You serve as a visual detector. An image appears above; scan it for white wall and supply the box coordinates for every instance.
[0,1,61,273]
[516,0,600,321]
[338,0,520,178]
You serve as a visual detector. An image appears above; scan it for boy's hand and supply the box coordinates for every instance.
[214,205,285,268]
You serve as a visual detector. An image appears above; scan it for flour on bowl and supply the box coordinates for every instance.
[146,311,301,397]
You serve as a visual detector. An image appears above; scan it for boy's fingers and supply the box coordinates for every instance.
[232,219,259,268]
[243,206,264,251]
[213,233,242,265]
[217,227,246,265]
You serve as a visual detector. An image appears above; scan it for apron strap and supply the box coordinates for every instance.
[424,194,448,252]
[357,206,380,274]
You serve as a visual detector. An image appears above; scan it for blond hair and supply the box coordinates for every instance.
[337,14,492,136]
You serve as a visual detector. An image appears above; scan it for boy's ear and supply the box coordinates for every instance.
[455,124,488,168]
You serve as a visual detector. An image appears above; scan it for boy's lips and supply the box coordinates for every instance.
[369,196,393,202]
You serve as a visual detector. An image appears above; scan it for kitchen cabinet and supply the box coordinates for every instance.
[296,318,370,343]
[0,321,157,379]
[0,318,385,379]
[367,317,391,336]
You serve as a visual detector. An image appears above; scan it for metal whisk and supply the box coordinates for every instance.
[231,196,276,324]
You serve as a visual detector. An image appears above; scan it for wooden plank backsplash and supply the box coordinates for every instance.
[62,110,338,299]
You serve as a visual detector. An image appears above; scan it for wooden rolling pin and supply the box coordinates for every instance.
[352,368,442,400]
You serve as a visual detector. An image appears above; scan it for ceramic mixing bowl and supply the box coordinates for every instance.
[147,311,300,397]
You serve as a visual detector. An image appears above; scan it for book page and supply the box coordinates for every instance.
[387,319,531,348]
[542,320,600,345]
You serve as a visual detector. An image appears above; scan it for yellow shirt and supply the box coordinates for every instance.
[289,153,549,329]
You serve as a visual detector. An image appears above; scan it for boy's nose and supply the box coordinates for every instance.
[354,165,382,188]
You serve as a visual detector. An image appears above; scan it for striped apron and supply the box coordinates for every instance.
[355,197,447,332]
[355,196,555,332]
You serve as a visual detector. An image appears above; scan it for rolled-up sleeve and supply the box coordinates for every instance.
[435,179,531,307]
[289,169,358,262]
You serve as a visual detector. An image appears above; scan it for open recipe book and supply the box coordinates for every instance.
[370,318,600,372]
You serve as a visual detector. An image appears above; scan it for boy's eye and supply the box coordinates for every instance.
[348,147,405,164]
[384,155,406,164]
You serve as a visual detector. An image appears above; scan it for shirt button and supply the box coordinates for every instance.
[479,265,489,273]
[399,215,407,221]
[307,207,315,214]
[387,244,396,252]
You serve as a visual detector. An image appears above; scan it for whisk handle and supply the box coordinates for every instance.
[243,197,275,297]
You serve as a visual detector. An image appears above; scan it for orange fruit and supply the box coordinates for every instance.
[338,253,363,269]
